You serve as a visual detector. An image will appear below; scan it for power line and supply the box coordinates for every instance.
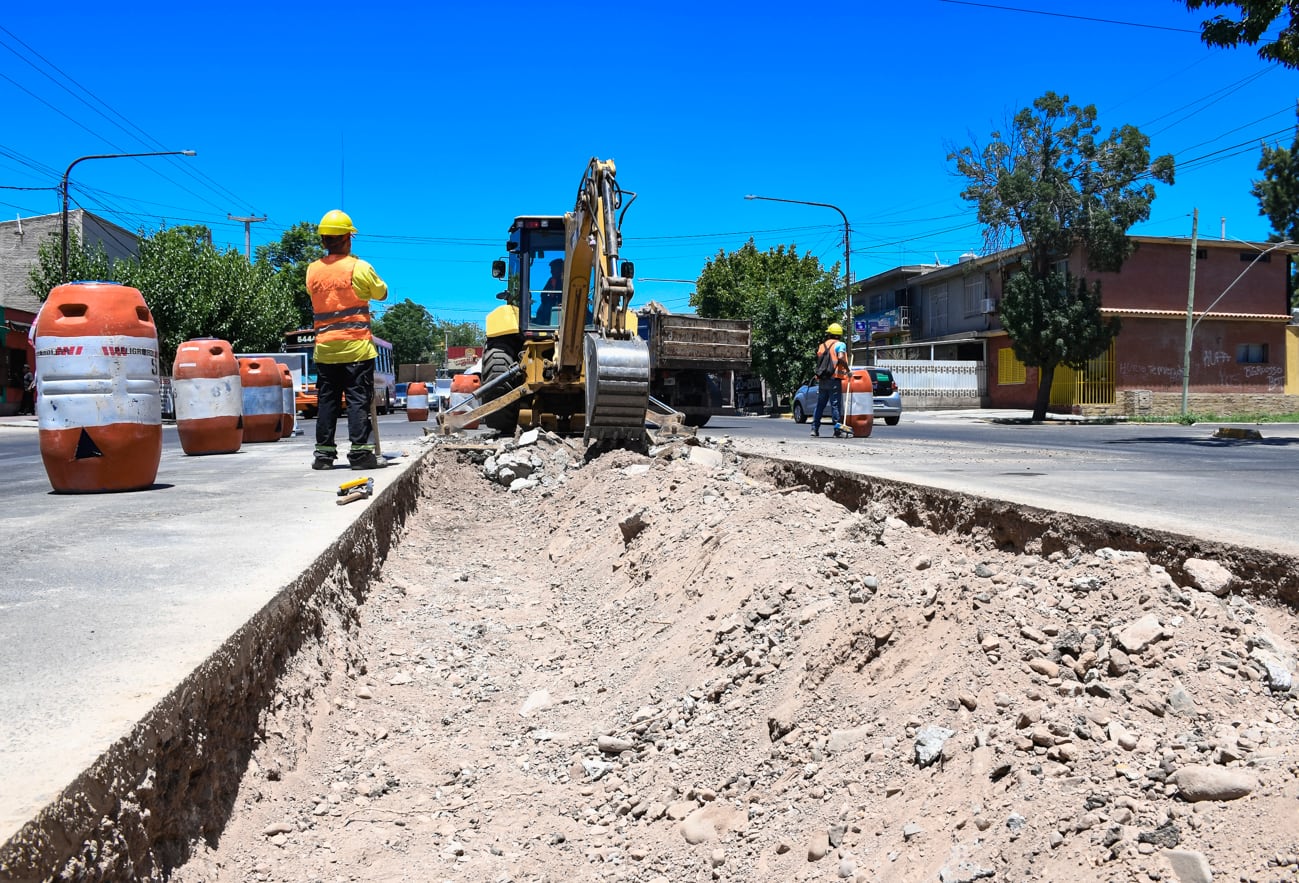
[0,24,254,210]
[937,1,1201,34]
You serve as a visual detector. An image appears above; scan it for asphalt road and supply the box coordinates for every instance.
[700,410,1299,557]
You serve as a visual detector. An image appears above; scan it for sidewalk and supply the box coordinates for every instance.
[0,425,421,848]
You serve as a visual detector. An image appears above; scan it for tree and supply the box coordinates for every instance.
[1254,113,1299,242]
[373,299,440,366]
[1186,1,1299,69]
[1253,107,1299,306]
[950,91,1175,420]
[254,221,324,329]
[441,320,484,349]
[31,224,298,365]
[112,226,298,363]
[693,240,841,405]
[27,231,112,298]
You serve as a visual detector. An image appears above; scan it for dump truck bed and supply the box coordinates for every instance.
[642,314,752,371]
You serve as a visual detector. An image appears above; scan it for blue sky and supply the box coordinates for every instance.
[1,1,1293,327]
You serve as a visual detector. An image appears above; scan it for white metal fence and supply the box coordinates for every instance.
[875,359,985,404]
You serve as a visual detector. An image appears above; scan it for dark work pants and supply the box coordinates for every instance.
[812,377,843,429]
[315,359,374,462]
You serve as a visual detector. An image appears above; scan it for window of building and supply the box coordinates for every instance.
[1240,252,1271,263]
[925,282,948,333]
[964,273,986,317]
[998,347,1027,385]
[1236,343,1268,363]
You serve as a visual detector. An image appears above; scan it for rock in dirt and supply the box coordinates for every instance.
[1170,764,1257,802]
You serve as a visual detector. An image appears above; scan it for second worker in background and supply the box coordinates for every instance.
[811,322,850,438]
[307,209,390,470]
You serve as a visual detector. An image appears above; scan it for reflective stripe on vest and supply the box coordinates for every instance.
[307,256,372,343]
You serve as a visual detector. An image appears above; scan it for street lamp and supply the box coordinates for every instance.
[1180,235,1294,415]
[61,150,197,282]
[744,194,853,360]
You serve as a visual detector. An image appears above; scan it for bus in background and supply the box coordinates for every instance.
[284,329,397,418]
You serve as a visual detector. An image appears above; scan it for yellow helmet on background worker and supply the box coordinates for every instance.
[318,209,357,236]
[826,322,844,337]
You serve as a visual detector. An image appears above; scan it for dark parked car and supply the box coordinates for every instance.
[791,367,902,426]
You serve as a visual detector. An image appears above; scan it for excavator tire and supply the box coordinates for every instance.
[480,345,522,434]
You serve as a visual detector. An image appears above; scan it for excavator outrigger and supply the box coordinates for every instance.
[441,158,652,450]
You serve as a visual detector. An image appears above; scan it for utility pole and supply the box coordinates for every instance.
[228,213,267,260]
[1181,209,1199,417]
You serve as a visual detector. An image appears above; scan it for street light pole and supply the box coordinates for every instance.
[744,194,852,363]
[61,150,197,283]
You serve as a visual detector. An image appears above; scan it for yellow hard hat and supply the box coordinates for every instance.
[318,209,357,236]
[826,322,844,336]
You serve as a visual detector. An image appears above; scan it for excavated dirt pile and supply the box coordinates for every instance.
[173,431,1299,883]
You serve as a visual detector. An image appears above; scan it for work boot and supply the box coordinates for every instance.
[810,426,820,437]
[349,453,388,470]
[312,458,334,471]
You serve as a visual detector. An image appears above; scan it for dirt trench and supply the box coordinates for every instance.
[5,433,1299,883]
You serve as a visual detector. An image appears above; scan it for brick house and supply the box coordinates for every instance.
[853,236,1299,416]
[0,210,139,414]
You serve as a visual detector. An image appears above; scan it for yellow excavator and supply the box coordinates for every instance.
[442,158,651,449]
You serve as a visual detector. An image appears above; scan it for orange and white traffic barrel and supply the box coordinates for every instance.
[34,281,162,492]
[238,357,283,443]
[173,338,243,455]
[843,370,875,438]
[450,373,481,428]
[406,381,429,421]
[278,363,295,439]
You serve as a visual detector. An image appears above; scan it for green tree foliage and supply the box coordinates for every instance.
[28,224,298,365]
[693,240,841,404]
[27,231,112,298]
[441,320,484,349]
[373,299,440,365]
[950,91,1175,420]
[254,221,324,329]
[1252,107,1299,305]
[1186,1,1299,68]
[113,226,299,363]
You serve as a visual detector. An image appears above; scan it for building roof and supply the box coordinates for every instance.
[1101,307,1293,322]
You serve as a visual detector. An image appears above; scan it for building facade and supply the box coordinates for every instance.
[851,237,1299,416]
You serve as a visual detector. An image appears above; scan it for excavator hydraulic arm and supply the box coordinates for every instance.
[559,158,650,447]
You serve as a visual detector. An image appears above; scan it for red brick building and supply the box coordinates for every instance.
[858,236,1299,416]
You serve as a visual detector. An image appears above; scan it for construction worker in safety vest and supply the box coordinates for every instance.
[306,209,389,470]
[811,322,850,438]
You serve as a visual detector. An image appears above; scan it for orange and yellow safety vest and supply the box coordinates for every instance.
[305,254,388,364]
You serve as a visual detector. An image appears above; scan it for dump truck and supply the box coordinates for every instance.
[636,304,752,427]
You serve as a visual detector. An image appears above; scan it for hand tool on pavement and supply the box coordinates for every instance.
[336,476,374,505]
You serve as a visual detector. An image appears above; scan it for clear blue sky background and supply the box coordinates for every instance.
[1,1,1293,328]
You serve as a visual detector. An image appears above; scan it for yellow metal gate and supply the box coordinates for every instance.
[1047,342,1116,407]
